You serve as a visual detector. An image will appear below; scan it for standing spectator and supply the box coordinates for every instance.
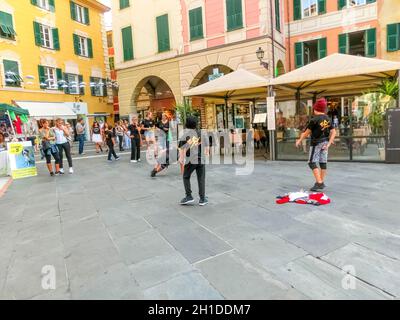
[76,118,86,155]
[123,119,131,150]
[54,119,73,174]
[66,122,75,154]
[39,119,61,176]
[128,116,141,163]
[141,111,156,153]
[106,125,120,162]
[91,121,103,153]
[115,121,125,152]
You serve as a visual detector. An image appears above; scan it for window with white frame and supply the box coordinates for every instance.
[347,0,366,7]
[39,24,53,48]
[90,77,105,97]
[66,73,79,94]
[302,0,318,18]
[75,5,87,24]
[44,67,57,89]
[38,0,50,10]
[78,36,88,57]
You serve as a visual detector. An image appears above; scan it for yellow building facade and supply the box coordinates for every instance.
[0,0,112,124]
[379,0,400,61]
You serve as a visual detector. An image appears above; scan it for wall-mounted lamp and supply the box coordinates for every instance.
[256,47,269,69]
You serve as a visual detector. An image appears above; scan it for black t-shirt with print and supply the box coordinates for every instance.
[128,124,140,139]
[105,129,114,145]
[92,127,100,134]
[141,119,154,129]
[306,114,333,146]
[178,129,209,164]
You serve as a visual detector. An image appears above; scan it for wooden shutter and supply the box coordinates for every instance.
[31,0,38,5]
[87,38,93,58]
[338,0,346,10]
[366,0,376,3]
[318,37,327,59]
[226,0,243,31]
[49,0,55,12]
[387,23,400,52]
[121,26,133,61]
[56,68,63,90]
[52,28,60,50]
[156,14,170,52]
[318,0,326,14]
[73,34,80,55]
[275,0,281,31]
[38,65,46,87]
[4,60,20,86]
[90,77,95,96]
[79,75,84,95]
[33,21,41,46]
[338,33,348,54]
[70,1,76,20]
[189,7,203,40]
[295,42,304,68]
[63,73,70,94]
[120,0,130,9]
[293,0,301,20]
[365,28,376,57]
[84,7,90,25]
[102,78,107,97]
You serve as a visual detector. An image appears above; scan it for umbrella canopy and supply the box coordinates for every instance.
[0,103,29,115]
[270,54,400,100]
[183,68,269,100]
[14,101,77,120]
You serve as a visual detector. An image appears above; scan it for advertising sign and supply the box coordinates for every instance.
[7,141,37,179]
[267,97,276,130]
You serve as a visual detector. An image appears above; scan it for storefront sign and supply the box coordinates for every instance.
[267,97,276,130]
[7,141,37,179]
[208,68,224,81]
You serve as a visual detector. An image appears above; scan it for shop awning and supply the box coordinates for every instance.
[270,54,400,100]
[183,68,268,100]
[0,103,29,115]
[14,101,77,120]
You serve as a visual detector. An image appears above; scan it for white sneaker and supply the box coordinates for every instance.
[138,158,141,162]
[69,167,74,174]
[59,168,64,173]
[131,160,137,163]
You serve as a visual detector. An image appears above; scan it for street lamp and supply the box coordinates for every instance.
[256,47,269,69]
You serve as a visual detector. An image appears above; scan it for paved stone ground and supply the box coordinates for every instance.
[1,151,400,300]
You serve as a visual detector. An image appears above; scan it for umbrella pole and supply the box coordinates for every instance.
[268,86,276,161]
[6,110,16,137]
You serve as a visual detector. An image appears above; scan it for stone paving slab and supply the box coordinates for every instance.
[1,156,399,299]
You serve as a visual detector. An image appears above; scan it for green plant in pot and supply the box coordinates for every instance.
[175,100,200,127]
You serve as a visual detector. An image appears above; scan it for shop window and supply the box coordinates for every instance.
[70,2,89,25]
[3,59,22,87]
[73,34,93,58]
[0,11,16,40]
[226,0,243,31]
[293,0,325,20]
[90,77,107,97]
[63,73,84,95]
[339,29,376,57]
[295,38,327,68]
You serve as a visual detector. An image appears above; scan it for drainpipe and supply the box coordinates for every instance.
[286,0,292,71]
[270,0,276,78]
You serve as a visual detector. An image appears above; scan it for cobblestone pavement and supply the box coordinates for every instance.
[1,152,399,300]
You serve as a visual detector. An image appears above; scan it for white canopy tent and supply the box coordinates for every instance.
[15,101,77,120]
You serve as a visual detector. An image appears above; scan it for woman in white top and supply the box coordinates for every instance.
[54,118,73,174]
[91,121,103,153]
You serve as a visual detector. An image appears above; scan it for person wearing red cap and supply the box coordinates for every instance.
[296,98,336,191]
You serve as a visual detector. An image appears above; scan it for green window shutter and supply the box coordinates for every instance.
[79,75,84,95]
[338,33,348,54]
[366,28,376,57]
[33,21,41,46]
[70,1,76,21]
[366,0,376,3]
[318,0,326,14]
[293,0,301,20]
[0,11,16,37]
[120,0,130,9]
[121,26,134,61]
[87,38,93,58]
[31,0,38,6]
[38,65,46,88]
[52,28,60,50]
[275,0,281,31]
[318,37,327,59]
[63,73,70,94]
[226,0,243,31]
[73,34,79,55]
[90,76,95,96]
[102,78,107,97]
[84,7,90,25]
[156,14,170,52]
[49,0,55,12]
[338,0,346,10]
[4,60,21,86]
[387,23,400,52]
[56,68,63,90]
[295,42,304,68]
[189,7,203,41]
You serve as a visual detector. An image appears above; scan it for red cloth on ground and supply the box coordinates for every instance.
[276,192,330,206]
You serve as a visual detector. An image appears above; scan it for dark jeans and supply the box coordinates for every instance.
[183,163,205,200]
[118,135,124,151]
[57,142,73,169]
[44,146,60,165]
[131,138,140,160]
[107,143,118,160]
[77,134,85,154]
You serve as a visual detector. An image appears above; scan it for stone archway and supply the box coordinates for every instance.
[131,76,176,118]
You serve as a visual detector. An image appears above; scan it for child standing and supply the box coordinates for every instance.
[106,125,120,162]
[296,98,336,191]
[178,116,209,206]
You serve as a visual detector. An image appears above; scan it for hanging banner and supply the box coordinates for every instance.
[267,97,276,130]
[7,141,37,179]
